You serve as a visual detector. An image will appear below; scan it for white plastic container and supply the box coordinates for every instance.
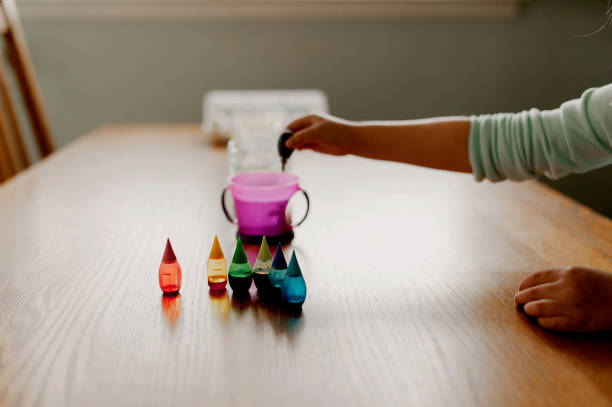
[202,90,329,174]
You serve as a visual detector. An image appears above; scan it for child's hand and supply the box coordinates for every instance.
[515,266,612,332]
[284,115,473,172]
[285,115,358,156]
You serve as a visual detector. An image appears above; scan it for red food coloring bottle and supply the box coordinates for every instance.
[159,238,182,294]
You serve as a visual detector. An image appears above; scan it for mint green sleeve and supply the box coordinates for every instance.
[468,84,612,182]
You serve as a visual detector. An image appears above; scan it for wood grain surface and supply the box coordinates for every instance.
[0,125,610,407]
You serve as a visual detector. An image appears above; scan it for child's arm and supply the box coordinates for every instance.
[286,85,612,333]
[286,115,473,173]
[286,84,612,182]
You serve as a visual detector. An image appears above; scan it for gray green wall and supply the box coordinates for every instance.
[19,0,612,216]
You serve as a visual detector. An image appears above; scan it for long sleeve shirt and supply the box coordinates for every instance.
[469,84,612,182]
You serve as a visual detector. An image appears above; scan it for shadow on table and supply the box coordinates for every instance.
[209,289,230,323]
[161,293,181,329]
[251,291,304,338]
[207,286,304,338]
[515,308,612,397]
[230,290,252,315]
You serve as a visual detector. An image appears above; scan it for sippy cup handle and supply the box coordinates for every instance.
[289,189,310,228]
[221,187,238,224]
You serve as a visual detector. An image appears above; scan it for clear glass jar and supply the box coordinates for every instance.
[228,110,287,175]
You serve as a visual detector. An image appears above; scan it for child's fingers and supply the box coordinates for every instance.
[514,282,558,304]
[523,299,565,318]
[286,115,319,133]
[518,269,561,291]
[536,316,574,331]
[285,128,319,149]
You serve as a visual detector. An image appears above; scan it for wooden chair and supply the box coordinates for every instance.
[0,0,53,183]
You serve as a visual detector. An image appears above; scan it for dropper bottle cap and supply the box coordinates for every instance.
[209,234,224,259]
[162,238,177,263]
[271,242,287,270]
[255,236,273,269]
[278,131,294,170]
[231,237,249,264]
[285,251,303,277]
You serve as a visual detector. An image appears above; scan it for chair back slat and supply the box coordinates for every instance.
[0,0,54,183]
[0,114,17,178]
[2,0,54,158]
[0,8,7,34]
[0,56,29,167]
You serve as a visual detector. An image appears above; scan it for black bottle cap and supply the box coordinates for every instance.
[278,131,295,160]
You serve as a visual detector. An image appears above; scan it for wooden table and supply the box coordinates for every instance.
[0,125,610,407]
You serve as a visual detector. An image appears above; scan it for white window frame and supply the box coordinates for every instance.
[16,0,529,21]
